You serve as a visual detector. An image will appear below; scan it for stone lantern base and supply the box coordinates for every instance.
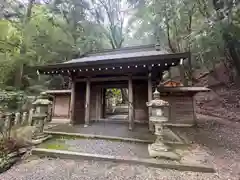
[148,119,180,160]
[31,135,52,145]
[148,143,180,160]
[32,129,52,145]
[31,114,52,144]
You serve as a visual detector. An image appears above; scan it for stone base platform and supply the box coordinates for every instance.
[44,121,190,145]
[44,122,155,141]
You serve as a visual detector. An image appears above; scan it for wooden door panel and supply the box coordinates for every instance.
[74,82,86,124]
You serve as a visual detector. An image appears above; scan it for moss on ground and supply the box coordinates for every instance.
[43,143,67,150]
[38,138,69,150]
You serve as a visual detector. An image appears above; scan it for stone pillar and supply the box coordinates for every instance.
[128,75,134,130]
[84,78,91,127]
[4,113,11,137]
[28,108,34,125]
[70,80,76,124]
[148,71,154,132]
[21,112,28,125]
[14,112,21,125]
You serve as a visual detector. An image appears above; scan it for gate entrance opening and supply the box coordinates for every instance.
[103,88,129,121]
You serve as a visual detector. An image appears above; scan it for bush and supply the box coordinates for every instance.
[0,89,27,112]
[0,137,24,173]
[0,138,22,155]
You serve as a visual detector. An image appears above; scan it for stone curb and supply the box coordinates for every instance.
[44,130,154,143]
[44,130,185,145]
[32,148,215,173]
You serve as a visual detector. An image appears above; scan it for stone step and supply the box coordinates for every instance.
[38,137,149,158]
[106,114,128,120]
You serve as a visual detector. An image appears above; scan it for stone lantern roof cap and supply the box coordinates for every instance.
[32,99,52,105]
[146,89,169,107]
[32,92,52,105]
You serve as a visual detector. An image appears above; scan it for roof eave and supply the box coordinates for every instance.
[36,52,190,72]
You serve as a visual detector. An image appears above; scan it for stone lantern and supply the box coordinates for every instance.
[33,92,52,118]
[31,92,52,143]
[146,89,180,160]
[33,92,52,123]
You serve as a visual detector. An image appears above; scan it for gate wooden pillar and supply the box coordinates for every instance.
[148,68,154,132]
[128,75,134,130]
[95,87,102,120]
[84,78,91,127]
[70,78,76,124]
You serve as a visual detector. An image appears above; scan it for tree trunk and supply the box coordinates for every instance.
[14,0,35,88]
[14,63,24,88]
[166,19,176,53]
[224,33,240,77]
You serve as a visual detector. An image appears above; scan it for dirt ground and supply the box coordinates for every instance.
[182,114,240,179]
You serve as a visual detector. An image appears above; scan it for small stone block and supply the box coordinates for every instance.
[148,145,180,160]
[31,135,52,145]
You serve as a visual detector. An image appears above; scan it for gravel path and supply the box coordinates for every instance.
[40,138,149,158]
[65,139,149,158]
[1,115,240,180]
[0,158,228,180]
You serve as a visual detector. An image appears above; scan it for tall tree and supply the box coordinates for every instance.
[129,0,239,77]
[86,0,138,102]
[86,0,128,49]
[212,0,240,76]
[0,0,239,92]
[14,0,35,88]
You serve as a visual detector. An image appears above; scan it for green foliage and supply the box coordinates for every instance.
[0,1,112,89]
[106,88,124,104]
[0,89,27,112]
[0,20,21,86]
[106,88,121,98]
[129,0,240,73]
[0,0,239,89]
